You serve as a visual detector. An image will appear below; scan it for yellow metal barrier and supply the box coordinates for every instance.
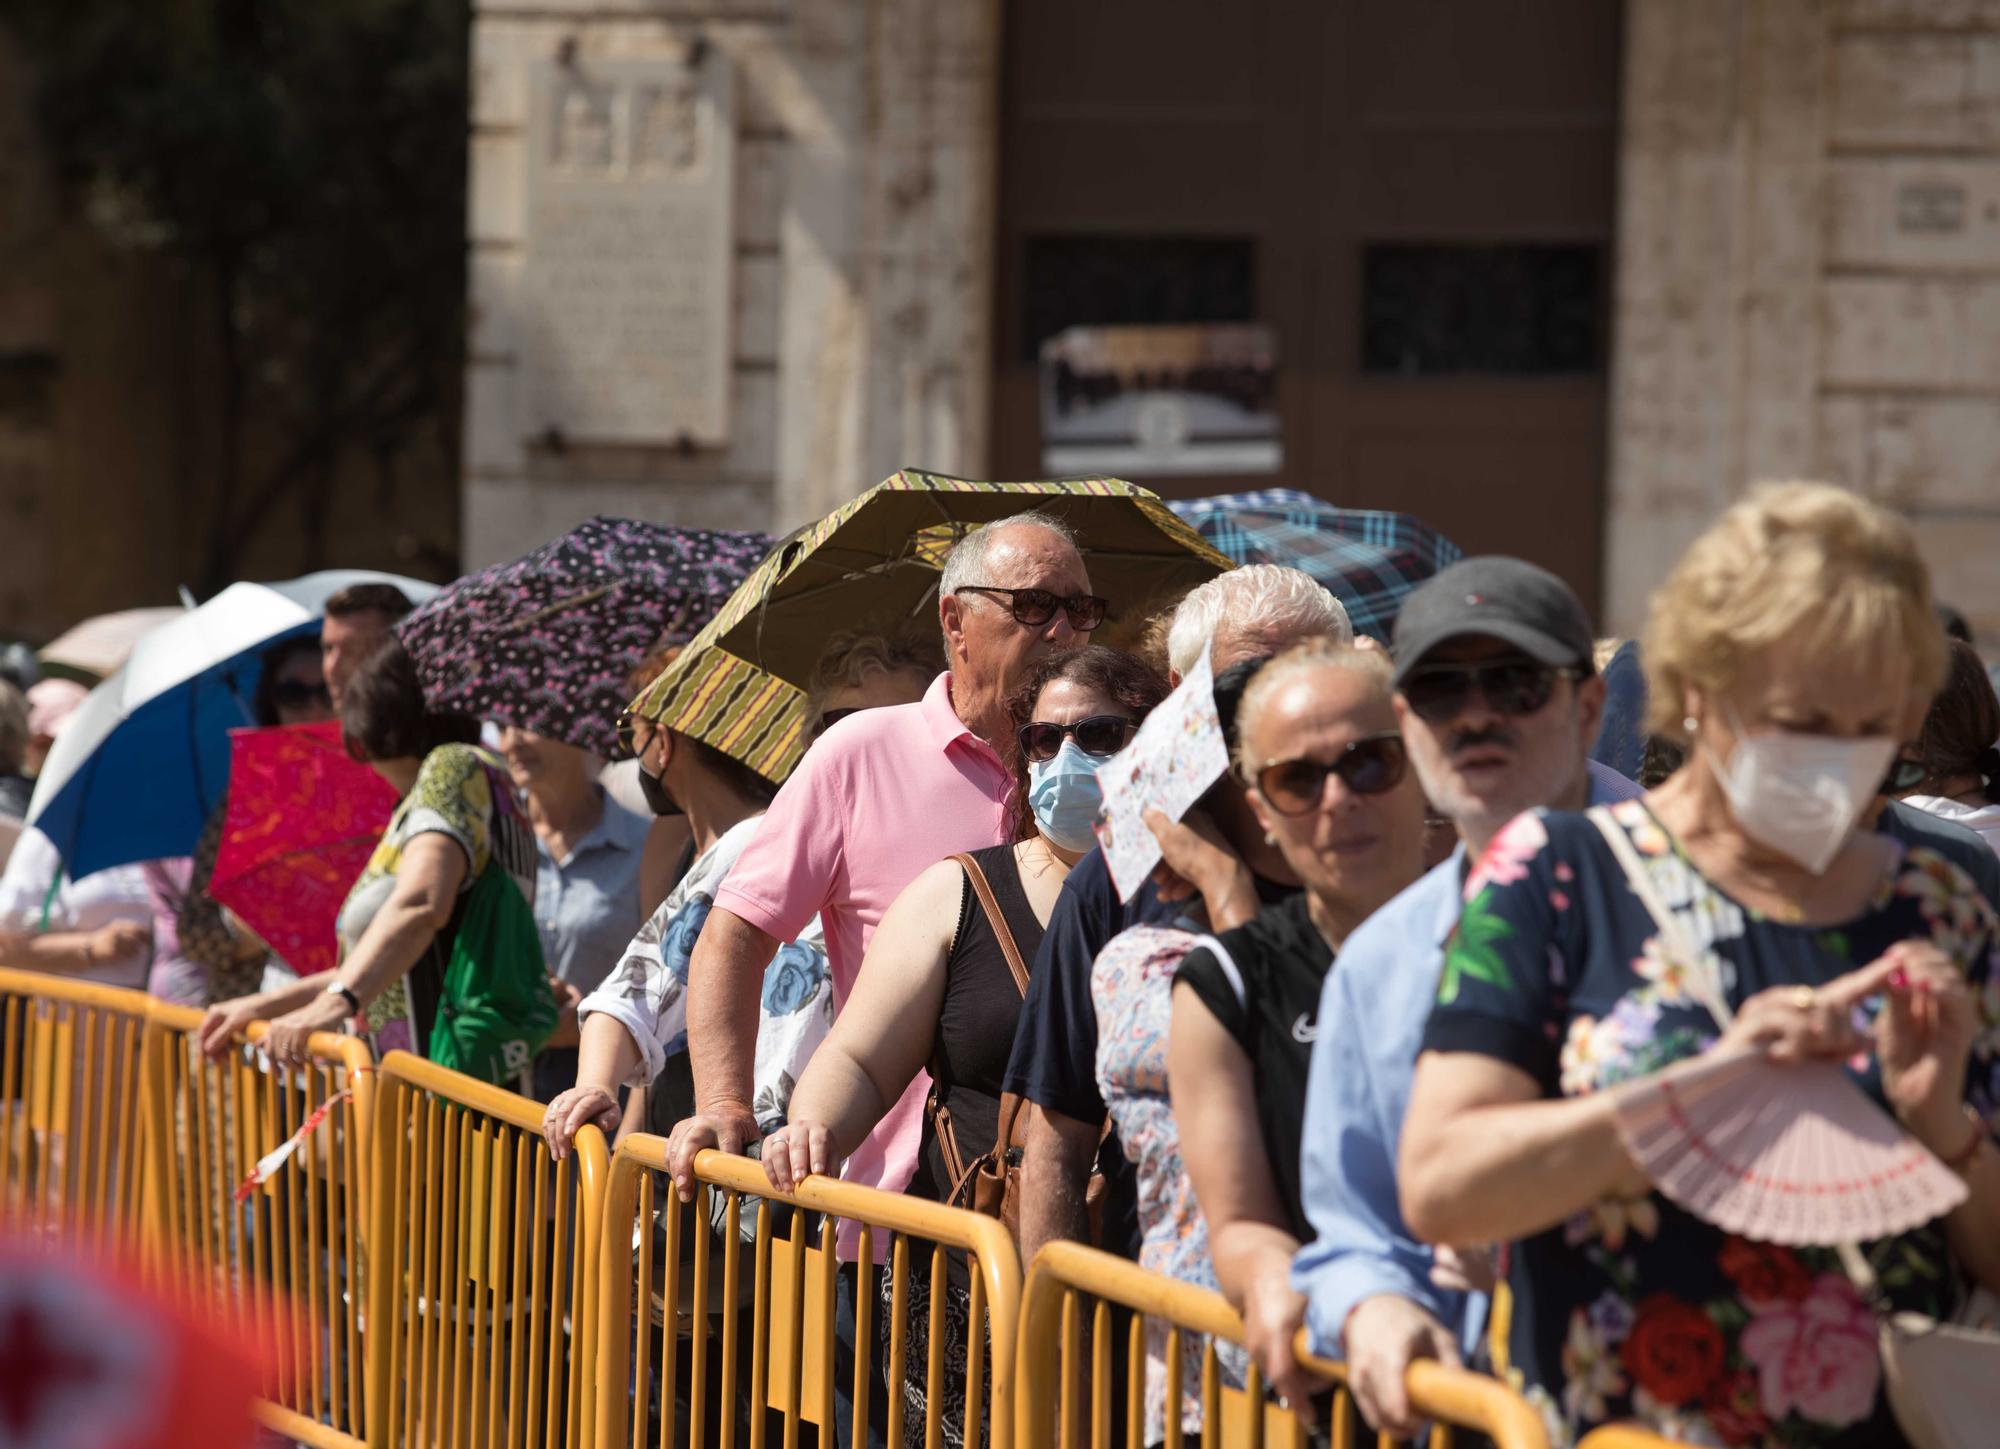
[145,1000,375,1449]
[594,1136,1024,1449]
[1015,1241,1549,1449]
[364,1049,608,1449]
[0,968,154,1246]
[1576,1429,1692,1447]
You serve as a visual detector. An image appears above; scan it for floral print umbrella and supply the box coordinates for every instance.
[397,517,769,757]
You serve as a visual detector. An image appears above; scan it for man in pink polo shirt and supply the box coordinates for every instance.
[664,510,1102,1209]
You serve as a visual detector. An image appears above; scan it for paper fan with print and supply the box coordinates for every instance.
[1611,1048,1968,1246]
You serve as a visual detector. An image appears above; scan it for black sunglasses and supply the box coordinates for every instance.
[1400,660,1584,724]
[1017,714,1136,764]
[272,679,331,709]
[1252,732,1409,816]
[615,709,657,759]
[958,585,1109,632]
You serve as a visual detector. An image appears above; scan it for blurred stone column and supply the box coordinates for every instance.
[463,0,1001,567]
[1608,0,2000,642]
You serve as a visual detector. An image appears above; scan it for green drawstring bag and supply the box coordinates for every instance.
[426,865,557,1086]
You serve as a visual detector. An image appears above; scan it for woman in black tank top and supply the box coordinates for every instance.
[764,646,1167,1444]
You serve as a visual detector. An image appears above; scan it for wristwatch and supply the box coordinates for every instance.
[325,980,361,1016]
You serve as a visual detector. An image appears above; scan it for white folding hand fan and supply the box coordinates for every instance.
[1612,1048,1969,1246]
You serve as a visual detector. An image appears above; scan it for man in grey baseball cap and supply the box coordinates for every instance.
[1289,556,1636,1435]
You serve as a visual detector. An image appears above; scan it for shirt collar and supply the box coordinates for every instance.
[556,787,646,862]
[921,671,997,758]
[1433,845,1470,946]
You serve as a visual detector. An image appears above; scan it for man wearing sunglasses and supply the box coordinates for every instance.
[1289,556,1640,1437]
[664,511,1097,1197]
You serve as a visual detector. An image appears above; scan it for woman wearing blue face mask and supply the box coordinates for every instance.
[765,643,1166,1441]
[1400,483,2000,1449]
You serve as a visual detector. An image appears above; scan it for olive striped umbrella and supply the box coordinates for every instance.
[632,470,1233,784]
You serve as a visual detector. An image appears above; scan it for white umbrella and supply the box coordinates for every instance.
[36,607,186,681]
[27,570,438,878]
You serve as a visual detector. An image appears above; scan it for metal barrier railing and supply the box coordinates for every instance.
[363,1049,608,1449]
[1576,1429,1691,1447]
[1015,1241,1550,1449]
[145,1000,375,1449]
[594,1136,1024,1449]
[0,968,155,1246]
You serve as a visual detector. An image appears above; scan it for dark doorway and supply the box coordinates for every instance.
[991,1,1622,613]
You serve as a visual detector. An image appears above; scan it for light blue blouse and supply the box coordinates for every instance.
[532,789,649,992]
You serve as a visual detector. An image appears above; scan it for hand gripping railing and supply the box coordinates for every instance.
[1015,1240,1549,1449]
[595,1135,1024,1449]
[363,1050,609,1449]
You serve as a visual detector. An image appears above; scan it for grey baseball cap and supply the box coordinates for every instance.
[1391,557,1596,686]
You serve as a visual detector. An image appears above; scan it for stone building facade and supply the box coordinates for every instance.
[467,0,2000,641]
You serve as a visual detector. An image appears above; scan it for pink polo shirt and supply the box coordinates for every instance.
[715,672,1012,1239]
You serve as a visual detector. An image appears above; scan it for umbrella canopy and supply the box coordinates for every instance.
[36,607,186,682]
[633,470,1233,783]
[27,569,436,879]
[397,517,769,757]
[209,721,402,978]
[1165,488,1462,641]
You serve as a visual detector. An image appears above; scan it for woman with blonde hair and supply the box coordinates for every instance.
[1400,483,2000,1446]
[1168,640,1426,1420]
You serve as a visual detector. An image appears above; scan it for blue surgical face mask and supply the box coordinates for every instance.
[1029,738,1105,853]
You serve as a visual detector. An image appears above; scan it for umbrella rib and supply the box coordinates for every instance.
[487,582,624,637]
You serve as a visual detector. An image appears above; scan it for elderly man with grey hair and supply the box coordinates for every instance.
[1000,564,1350,1270]
[658,509,1100,1194]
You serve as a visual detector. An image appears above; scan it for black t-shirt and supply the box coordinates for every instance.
[1171,892,1332,1243]
[1001,848,1173,1257]
[1001,847,1297,1258]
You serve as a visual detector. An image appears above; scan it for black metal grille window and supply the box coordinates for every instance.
[1361,243,1604,376]
[1022,236,1256,361]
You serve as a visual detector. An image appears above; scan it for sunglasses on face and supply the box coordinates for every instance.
[957,585,1109,632]
[1400,659,1583,724]
[272,680,331,710]
[1252,731,1409,816]
[615,709,658,759]
[1017,713,1136,763]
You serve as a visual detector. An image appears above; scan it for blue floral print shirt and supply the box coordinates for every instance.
[1422,800,2000,1448]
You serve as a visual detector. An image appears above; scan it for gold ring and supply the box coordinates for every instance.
[1789,985,1817,1011]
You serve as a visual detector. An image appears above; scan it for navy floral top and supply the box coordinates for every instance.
[1422,800,2000,1448]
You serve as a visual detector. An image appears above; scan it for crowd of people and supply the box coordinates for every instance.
[2,480,1997,1449]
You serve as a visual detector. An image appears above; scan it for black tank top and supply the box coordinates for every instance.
[910,843,1046,1203]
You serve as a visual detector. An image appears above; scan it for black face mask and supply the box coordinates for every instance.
[637,755,683,817]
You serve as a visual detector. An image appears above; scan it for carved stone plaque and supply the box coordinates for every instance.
[521,54,734,444]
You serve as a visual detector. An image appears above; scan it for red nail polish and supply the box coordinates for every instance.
[1889,968,1909,990]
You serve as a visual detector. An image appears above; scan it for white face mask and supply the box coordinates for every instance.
[1706,705,1896,875]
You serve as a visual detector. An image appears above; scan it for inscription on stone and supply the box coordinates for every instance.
[1897,181,1967,235]
[522,55,734,444]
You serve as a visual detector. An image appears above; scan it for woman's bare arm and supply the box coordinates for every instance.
[1398,1049,1646,1246]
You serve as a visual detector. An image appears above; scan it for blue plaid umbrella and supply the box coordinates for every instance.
[1166,489,1463,641]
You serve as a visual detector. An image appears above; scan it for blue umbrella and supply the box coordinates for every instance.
[26,570,436,879]
[1166,489,1463,641]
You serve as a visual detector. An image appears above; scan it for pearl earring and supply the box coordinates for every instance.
[1264,830,1278,846]
[1683,716,1698,734]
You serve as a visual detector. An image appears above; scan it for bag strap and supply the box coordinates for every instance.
[1586,806,1735,1031]
[951,852,1030,997]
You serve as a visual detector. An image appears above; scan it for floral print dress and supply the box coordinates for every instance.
[1424,800,2000,1448]
[1092,925,1248,1443]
